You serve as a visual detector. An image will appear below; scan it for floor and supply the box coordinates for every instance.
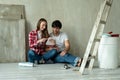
[0,63,120,80]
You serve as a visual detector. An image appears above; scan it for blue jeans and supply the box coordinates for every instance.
[28,49,57,63]
[54,52,80,66]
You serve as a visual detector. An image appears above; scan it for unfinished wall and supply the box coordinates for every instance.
[0,0,119,65]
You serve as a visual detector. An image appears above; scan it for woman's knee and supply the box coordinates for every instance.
[27,50,35,62]
[51,49,58,55]
[28,50,35,57]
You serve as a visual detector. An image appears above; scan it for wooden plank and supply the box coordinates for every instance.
[0,4,25,62]
[88,42,99,69]
[0,4,25,20]
[0,19,26,62]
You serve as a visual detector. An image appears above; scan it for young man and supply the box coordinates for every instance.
[50,20,82,67]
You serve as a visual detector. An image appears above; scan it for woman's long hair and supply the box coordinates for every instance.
[36,18,49,38]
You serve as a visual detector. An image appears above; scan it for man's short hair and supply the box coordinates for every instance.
[52,20,62,29]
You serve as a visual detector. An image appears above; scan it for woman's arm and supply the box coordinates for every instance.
[29,31,38,48]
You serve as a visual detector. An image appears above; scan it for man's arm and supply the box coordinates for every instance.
[60,40,70,56]
[64,40,70,52]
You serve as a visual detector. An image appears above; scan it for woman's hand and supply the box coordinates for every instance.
[37,38,47,43]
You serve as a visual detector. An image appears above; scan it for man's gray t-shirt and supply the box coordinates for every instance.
[50,32,68,52]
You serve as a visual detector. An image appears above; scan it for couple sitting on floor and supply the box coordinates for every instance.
[28,18,82,67]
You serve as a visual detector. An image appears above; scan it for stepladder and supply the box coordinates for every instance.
[79,0,113,75]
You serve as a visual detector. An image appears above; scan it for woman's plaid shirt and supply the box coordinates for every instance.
[29,30,46,55]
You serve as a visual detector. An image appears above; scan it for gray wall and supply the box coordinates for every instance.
[0,0,120,65]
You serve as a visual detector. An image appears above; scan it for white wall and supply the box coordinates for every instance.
[0,0,120,65]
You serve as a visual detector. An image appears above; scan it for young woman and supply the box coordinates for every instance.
[28,18,57,64]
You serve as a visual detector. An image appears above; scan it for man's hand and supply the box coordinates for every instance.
[60,50,67,56]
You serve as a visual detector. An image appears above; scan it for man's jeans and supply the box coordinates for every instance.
[28,49,57,63]
[54,52,80,66]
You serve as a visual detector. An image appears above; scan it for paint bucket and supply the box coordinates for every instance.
[98,34,119,69]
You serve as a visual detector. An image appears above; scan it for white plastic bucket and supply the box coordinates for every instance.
[98,37,119,69]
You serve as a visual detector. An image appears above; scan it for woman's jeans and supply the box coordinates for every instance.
[28,49,57,63]
[54,52,80,66]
